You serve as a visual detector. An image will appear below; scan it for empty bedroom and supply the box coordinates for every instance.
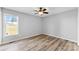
[0,7,78,51]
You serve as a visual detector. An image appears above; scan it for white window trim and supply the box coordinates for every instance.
[3,13,19,37]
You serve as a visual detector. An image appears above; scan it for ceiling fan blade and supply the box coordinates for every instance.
[40,7,42,9]
[43,9,47,11]
[35,13,38,14]
[34,10,38,12]
[39,7,43,11]
[43,12,48,14]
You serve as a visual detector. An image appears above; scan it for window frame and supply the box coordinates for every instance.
[3,13,19,37]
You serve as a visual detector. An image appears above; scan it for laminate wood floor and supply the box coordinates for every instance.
[0,34,79,51]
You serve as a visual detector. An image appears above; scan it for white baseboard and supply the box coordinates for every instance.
[1,34,41,44]
[44,34,77,43]
[1,33,78,45]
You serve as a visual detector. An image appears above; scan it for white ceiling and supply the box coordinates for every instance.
[5,7,76,17]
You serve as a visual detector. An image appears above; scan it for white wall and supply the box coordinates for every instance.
[42,9,77,42]
[78,8,79,45]
[0,8,2,44]
[2,8,42,43]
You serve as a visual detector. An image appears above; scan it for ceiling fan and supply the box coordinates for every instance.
[34,7,48,16]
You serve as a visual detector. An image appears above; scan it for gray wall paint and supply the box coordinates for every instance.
[2,8,42,43]
[78,8,79,45]
[42,9,77,42]
[0,8,2,44]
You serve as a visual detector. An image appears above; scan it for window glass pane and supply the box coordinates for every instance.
[4,14,18,36]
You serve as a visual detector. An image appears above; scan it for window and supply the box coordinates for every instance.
[4,14,19,36]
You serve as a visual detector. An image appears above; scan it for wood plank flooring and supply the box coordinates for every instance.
[0,34,79,51]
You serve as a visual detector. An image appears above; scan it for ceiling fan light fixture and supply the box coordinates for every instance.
[33,7,48,16]
[38,12,43,15]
